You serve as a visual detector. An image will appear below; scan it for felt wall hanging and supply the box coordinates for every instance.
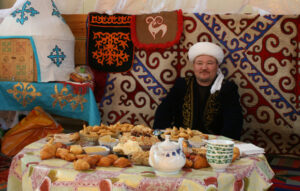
[99,14,300,157]
[87,13,134,72]
[131,10,183,49]
[0,0,75,82]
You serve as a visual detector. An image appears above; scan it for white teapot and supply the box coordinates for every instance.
[149,135,186,175]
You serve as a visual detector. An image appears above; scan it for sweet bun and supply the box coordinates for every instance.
[74,159,90,171]
[113,157,131,168]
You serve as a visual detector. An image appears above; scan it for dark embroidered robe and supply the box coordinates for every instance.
[153,76,243,140]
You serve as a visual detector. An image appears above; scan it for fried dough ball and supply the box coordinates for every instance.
[107,154,118,162]
[56,148,69,158]
[70,132,80,141]
[74,159,90,171]
[63,153,76,162]
[113,157,131,168]
[83,155,101,168]
[232,147,240,162]
[193,155,209,169]
[54,142,64,149]
[76,154,88,159]
[97,156,114,167]
[40,143,57,160]
[70,145,83,155]
[55,148,76,161]
[184,159,193,168]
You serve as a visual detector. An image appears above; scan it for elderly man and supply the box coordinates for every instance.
[153,42,243,140]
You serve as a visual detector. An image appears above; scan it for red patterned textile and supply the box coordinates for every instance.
[131,10,183,49]
[87,13,134,72]
[99,14,300,156]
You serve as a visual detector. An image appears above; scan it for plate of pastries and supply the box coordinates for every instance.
[40,123,240,171]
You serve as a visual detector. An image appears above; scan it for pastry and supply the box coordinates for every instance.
[70,145,83,155]
[113,140,143,155]
[232,147,240,162]
[184,159,193,168]
[76,154,88,159]
[107,154,118,162]
[40,143,57,160]
[56,148,69,158]
[193,155,209,169]
[97,156,114,167]
[83,155,101,168]
[70,132,80,141]
[129,151,149,166]
[74,159,90,171]
[163,126,208,140]
[113,157,131,168]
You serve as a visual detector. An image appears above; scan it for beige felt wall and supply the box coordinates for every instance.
[2,0,300,14]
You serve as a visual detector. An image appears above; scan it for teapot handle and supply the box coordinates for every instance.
[178,137,184,150]
[149,144,156,167]
[165,135,170,142]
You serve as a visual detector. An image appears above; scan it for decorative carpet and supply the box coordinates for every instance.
[0,154,11,191]
[268,155,300,191]
[99,14,300,157]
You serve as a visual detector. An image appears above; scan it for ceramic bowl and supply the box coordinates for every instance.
[206,153,233,159]
[98,137,119,150]
[79,132,99,146]
[206,149,233,155]
[83,146,110,156]
[206,139,234,147]
[206,157,232,170]
[206,139,234,172]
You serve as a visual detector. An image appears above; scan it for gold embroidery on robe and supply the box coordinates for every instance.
[203,92,221,133]
[182,77,193,129]
[182,77,222,132]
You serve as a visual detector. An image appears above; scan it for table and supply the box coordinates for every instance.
[0,81,100,126]
[7,138,274,191]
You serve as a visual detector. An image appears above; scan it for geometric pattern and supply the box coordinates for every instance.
[87,13,134,72]
[10,0,39,25]
[99,14,300,156]
[47,45,66,67]
[50,0,65,23]
[0,38,36,82]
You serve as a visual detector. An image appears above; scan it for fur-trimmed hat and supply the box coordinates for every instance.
[188,42,224,64]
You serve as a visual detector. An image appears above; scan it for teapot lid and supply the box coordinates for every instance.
[159,135,181,150]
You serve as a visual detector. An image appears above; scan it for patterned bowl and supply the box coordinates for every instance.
[206,139,234,172]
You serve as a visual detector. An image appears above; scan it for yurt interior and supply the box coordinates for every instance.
[0,0,300,191]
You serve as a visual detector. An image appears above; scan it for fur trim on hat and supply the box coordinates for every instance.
[188,42,224,64]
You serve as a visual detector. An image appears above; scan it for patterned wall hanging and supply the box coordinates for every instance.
[87,13,134,72]
[131,10,183,49]
[99,13,300,156]
[0,0,75,82]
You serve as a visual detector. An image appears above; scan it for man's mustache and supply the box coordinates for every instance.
[200,70,209,73]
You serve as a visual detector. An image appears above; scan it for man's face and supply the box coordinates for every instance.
[193,55,219,86]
